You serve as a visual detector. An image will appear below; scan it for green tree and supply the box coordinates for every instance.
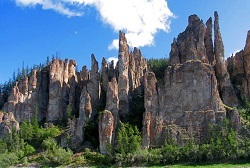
[117,122,141,155]
[147,58,169,80]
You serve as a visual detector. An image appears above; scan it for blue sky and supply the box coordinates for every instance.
[0,0,250,84]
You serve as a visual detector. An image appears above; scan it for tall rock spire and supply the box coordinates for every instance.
[214,11,238,107]
[118,31,130,115]
[205,17,215,64]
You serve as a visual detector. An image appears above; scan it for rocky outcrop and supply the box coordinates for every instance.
[117,31,147,116]
[142,60,226,148]
[3,69,47,122]
[205,17,215,64]
[214,11,239,107]
[143,12,242,148]
[48,59,78,122]
[169,12,239,108]
[2,59,78,123]
[0,112,19,139]
[227,31,250,101]
[169,14,209,65]
[118,31,130,116]
[87,55,100,120]
[99,110,114,154]
[1,12,246,151]
[105,78,119,144]
[101,58,109,93]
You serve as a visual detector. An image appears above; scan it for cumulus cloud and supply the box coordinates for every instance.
[15,0,174,49]
[89,0,174,50]
[107,56,118,66]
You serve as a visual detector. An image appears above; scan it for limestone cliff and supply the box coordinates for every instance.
[227,30,250,101]
[143,11,240,148]
[1,12,245,153]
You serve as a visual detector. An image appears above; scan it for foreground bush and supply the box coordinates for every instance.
[42,138,73,165]
[0,153,18,167]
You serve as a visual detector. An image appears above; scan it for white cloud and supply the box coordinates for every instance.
[108,39,119,50]
[15,0,83,17]
[15,0,174,49]
[87,0,174,49]
[107,56,118,66]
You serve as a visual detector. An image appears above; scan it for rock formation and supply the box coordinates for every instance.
[205,17,215,64]
[0,111,19,139]
[3,69,48,122]
[169,14,209,65]
[1,11,246,152]
[99,110,114,154]
[105,78,119,145]
[118,31,130,116]
[143,11,241,148]
[142,60,226,148]
[226,30,250,100]
[87,54,100,120]
[214,11,239,107]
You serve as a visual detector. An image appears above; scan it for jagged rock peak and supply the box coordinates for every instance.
[101,57,109,92]
[205,17,214,64]
[213,11,239,107]
[117,31,147,115]
[169,13,208,65]
[188,14,201,27]
[226,30,250,100]
[245,30,250,53]
[91,54,99,73]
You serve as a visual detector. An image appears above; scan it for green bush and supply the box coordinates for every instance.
[161,141,180,164]
[42,138,73,165]
[24,143,35,156]
[0,139,7,154]
[0,153,18,167]
[117,122,141,155]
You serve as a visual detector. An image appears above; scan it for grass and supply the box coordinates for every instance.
[152,160,250,168]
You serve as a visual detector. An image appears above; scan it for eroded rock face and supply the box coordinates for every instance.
[0,112,19,139]
[105,78,119,144]
[227,30,250,101]
[3,69,47,122]
[142,60,226,148]
[129,47,147,95]
[101,58,109,93]
[48,59,77,122]
[214,11,239,107]
[169,12,238,108]
[117,32,147,116]
[99,110,114,154]
[1,14,245,151]
[2,59,78,123]
[169,15,209,65]
[205,17,215,64]
[87,54,100,120]
[118,31,130,116]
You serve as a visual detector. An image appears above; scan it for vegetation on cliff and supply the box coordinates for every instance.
[0,111,249,167]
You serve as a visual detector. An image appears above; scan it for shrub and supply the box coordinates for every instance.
[161,142,180,164]
[42,138,73,165]
[0,153,18,167]
[117,122,141,155]
[24,143,35,156]
[0,139,7,154]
